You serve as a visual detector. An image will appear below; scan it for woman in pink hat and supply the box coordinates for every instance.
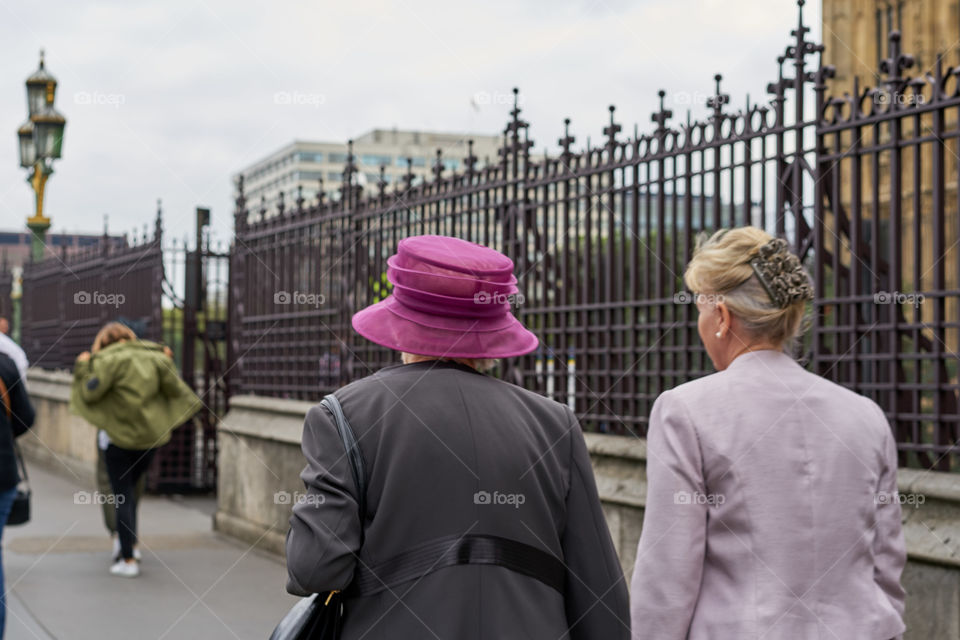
[284,235,630,639]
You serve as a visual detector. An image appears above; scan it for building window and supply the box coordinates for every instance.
[328,152,348,164]
[397,156,426,167]
[361,154,392,167]
[327,172,342,181]
[298,152,323,163]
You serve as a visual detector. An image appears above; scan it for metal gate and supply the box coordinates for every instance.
[150,206,230,492]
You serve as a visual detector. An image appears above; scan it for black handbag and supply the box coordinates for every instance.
[0,376,29,526]
[269,393,365,640]
[7,441,30,526]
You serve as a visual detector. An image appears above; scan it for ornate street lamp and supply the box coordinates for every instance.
[18,50,66,262]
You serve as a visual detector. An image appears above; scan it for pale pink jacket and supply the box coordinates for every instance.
[630,349,906,640]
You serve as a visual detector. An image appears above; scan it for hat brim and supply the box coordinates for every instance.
[351,295,539,359]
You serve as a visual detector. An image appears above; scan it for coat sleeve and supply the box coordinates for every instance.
[560,407,631,639]
[285,403,362,596]
[72,356,117,404]
[156,353,184,398]
[630,389,707,640]
[872,405,907,618]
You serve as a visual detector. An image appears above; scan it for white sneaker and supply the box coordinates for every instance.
[109,560,140,578]
[111,537,121,563]
[133,546,142,562]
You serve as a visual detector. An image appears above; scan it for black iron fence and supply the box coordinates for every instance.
[20,224,164,369]
[0,258,12,330]
[17,207,228,491]
[16,3,960,471]
[230,4,960,470]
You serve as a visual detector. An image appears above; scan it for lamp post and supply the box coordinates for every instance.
[17,50,66,263]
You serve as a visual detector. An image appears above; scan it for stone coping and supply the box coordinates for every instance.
[25,368,73,402]
[218,395,317,444]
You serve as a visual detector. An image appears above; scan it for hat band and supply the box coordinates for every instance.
[391,287,511,320]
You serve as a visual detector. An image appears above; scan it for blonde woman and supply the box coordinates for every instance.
[70,322,200,578]
[630,227,906,639]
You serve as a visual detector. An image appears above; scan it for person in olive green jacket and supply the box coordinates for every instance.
[69,322,201,578]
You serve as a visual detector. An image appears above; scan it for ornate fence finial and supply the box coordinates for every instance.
[501,87,533,170]
[155,198,163,241]
[433,148,444,182]
[879,30,915,100]
[377,164,387,198]
[464,139,477,175]
[604,105,621,150]
[259,195,267,222]
[296,184,304,212]
[651,90,672,135]
[234,176,248,232]
[559,118,575,168]
[317,176,325,206]
[342,139,357,204]
[707,74,729,121]
[236,174,246,209]
[277,189,285,216]
[403,157,415,190]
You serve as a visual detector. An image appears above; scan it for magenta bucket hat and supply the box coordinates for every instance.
[351,235,538,359]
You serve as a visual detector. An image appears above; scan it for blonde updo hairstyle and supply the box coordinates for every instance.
[684,226,813,351]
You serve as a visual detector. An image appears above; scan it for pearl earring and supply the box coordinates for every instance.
[715,331,723,338]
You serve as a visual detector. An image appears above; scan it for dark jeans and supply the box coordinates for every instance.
[104,445,156,561]
[97,447,145,535]
[0,486,19,638]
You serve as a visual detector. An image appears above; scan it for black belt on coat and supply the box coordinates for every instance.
[349,533,565,597]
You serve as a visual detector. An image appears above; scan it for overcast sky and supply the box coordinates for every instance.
[0,0,821,246]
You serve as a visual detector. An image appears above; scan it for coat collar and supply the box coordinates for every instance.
[725,348,799,372]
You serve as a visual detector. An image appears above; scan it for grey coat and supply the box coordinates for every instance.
[285,360,630,640]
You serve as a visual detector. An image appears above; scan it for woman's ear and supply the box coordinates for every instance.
[716,300,732,337]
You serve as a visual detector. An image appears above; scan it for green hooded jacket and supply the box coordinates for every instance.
[69,340,202,450]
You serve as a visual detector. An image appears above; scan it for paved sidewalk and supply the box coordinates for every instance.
[3,463,298,639]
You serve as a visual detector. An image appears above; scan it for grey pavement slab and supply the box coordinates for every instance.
[3,463,299,640]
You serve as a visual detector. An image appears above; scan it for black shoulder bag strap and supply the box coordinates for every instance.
[320,393,366,520]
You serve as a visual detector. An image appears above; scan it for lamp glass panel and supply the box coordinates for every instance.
[35,120,64,159]
[18,129,36,167]
[26,85,45,116]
